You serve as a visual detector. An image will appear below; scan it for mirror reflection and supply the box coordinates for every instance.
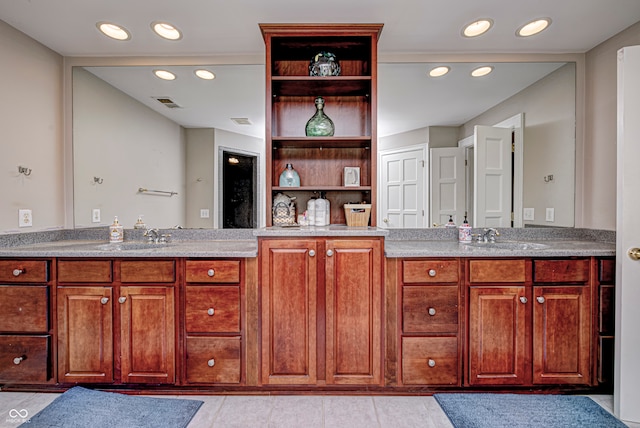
[72,61,575,229]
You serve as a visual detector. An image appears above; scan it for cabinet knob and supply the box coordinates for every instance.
[428,307,436,316]
[427,359,436,368]
[327,249,334,257]
[309,250,316,257]
[428,269,436,277]
[208,358,215,367]
[519,296,528,304]
[536,296,545,304]
[13,356,24,365]
[100,297,109,305]
[207,269,215,277]
[118,296,127,304]
[207,308,215,316]
[12,269,24,277]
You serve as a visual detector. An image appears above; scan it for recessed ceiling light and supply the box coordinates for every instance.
[429,66,450,77]
[151,22,182,40]
[471,66,493,77]
[96,22,131,41]
[462,19,493,37]
[517,18,551,37]
[195,69,215,80]
[153,69,176,81]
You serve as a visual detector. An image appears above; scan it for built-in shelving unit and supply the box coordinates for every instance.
[260,23,383,226]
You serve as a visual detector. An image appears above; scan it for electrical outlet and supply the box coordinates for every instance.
[200,209,210,219]
[523,208,535,221]
[92,208,101,223]
[546,208,555,222]
[19,209,33,227]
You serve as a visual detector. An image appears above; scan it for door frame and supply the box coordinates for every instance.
[217,146,261,229]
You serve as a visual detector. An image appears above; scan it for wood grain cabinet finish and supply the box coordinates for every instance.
[597,257,615,386]
[260,238,383,386]
[186,337,241,384]
[402,336,458,385]
[56,260,176,385]
[185,260,240,283]
[0,259,52,384]
[185,286,240,333]
[467,258,593,387]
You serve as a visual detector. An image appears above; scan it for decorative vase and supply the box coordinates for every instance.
[305,97,335,136]
[279,163,300,187]
[309,52,341,77]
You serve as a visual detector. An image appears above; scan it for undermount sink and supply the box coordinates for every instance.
[93,242,171,251]
[465,241,550,250]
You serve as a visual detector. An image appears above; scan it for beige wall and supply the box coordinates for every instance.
[0,20,64,233]
[583,21,640,230]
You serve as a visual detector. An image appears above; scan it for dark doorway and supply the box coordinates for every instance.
[222,151,257,228]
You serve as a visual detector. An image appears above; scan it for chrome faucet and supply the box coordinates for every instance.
[144,227,160,243]
[478,228,500,243]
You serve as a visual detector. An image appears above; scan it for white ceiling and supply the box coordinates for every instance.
[3,1,640,137]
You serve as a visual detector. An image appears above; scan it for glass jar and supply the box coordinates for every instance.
[305,97,335,137]
[279,163,300,187]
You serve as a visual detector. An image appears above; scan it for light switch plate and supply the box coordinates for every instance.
[200,209,210,219]
[523,208,535,221]
[546,208,555,222]
[19,209,33,227]
[92,208,101,223]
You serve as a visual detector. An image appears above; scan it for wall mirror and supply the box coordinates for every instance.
[72,60,575,229]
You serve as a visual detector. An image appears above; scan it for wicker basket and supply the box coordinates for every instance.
[273,201,296,226]
[343,204,371,227]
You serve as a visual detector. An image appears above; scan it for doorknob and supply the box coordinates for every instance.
[629,248,640,261]
[383,218,389,223]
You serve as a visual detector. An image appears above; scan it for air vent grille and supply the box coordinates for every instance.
[153,97,182,109]
[231,117,252,125]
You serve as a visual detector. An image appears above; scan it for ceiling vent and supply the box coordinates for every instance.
[152,96,182,109]
[231,117,252,125]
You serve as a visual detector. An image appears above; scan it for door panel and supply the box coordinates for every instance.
[430,147,465,226]
[380,147,425,228]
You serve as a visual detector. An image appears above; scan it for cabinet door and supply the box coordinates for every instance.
[468,287,528,385]
[57,287,113,383]
[532,286,591,384]
[325,239,382,385]
[119,287,175,384]
[260,239,317,385]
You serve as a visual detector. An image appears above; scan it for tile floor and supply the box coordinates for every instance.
[1,392,638,428]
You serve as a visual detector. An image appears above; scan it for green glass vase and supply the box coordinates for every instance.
[305,97,335,136]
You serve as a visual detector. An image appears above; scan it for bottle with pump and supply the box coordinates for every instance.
[459,214,472,243]
[314,192,330,226]
[445,215,456,228]
[110,216,124,243]
[306,197,316,226]
[133,215,146,229]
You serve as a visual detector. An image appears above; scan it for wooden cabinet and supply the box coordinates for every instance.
[467,258,592,386]
[57,259,176,384]
[260,237,383,386]
[399,259,461,386]
[183,259,243,385]
[0,259,52,384]
[596,257,615,387]
[260,24,383,226]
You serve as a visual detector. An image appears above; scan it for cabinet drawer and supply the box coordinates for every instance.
[0,260,48,283]
[403,286,458,333]
[58,260,112,283]
[0,286,48,332]
[185,336,241,384]
[533,259,590,283]
[185,286,240,333]
[120,260,175,283]
[469,259,526,283]
[403,260,459,284]
[402,336,458,385]
[186,260,240,284]
[0,335,50,382]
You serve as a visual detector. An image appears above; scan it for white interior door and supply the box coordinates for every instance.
[379,146,426,228]
[474,125,513,228]
[430,147,465,226]
[615,45,640,423]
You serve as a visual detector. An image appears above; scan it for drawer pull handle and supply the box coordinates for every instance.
[118,296,127,304]
[208,358,215,367]
[428,269,436,277]
[519,296,528,304]
[427,359,436,368]
[207,269,215,277]
[327,249,334,257]
[536,296,546,304]
[100,297,109,305]
[428,307,436,316]
[12,269,24,277]
[309,250,316,257]
[13,356,25,365]
[207,308,215,316]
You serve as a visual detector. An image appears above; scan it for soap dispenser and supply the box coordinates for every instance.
[445,215,456,228]
[459,214,472,243]
[109,216,124,243]
[314,192,330,226]
[133,215,146,229]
